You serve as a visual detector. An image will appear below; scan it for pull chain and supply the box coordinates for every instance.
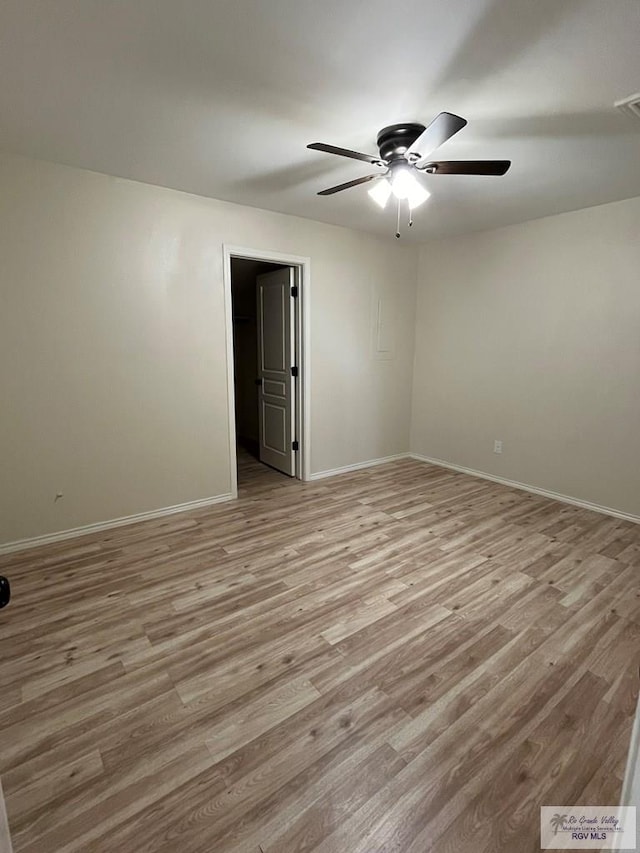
[396,197,401,239]
[408,203,413,228]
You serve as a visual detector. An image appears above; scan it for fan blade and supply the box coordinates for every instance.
[406,112,467,161]
[308,142,385,166]
[317,174,381,196]
[420,160,511,175]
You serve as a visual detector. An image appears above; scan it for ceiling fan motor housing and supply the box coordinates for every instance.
[376,122,425,161]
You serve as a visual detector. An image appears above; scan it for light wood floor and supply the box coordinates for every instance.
[1,454,639,852]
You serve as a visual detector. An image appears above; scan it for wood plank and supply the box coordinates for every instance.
[0,449,637,852]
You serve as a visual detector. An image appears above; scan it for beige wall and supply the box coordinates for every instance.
[5,150,636,546]
[411,195,640,517]
[0,154,418,545]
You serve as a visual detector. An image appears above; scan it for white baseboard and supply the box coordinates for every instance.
[308,453,411,481]
[0,778,13,853]
[621,691,640,811]
[4,454,636,554]
[0,493,234,555]
[409,453,640,524]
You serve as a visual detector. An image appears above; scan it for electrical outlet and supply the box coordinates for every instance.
[494,440,503,454]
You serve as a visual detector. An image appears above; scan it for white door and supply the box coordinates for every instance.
[256,267,296,476]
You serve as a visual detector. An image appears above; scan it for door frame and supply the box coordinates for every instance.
[223,244,311,496]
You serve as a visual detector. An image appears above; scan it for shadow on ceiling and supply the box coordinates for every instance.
[432,0,585,94]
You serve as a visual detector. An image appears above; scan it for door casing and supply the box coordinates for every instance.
[223,245,311,498]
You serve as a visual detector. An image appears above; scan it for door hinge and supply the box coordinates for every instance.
[292,440,299,451]
[291,366,298,378]
[291,285,299,298]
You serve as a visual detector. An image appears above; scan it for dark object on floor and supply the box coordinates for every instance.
[0,576,10,609]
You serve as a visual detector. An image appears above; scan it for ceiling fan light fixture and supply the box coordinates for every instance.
[368,178,393,209]
[390,167,430,208]
[310,112,510,236]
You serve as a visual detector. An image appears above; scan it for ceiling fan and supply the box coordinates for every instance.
[307,112,510,236]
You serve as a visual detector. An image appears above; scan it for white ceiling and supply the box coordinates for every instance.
[1,0,639,240]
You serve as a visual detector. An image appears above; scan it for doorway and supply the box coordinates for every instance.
[224,246,310,495]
